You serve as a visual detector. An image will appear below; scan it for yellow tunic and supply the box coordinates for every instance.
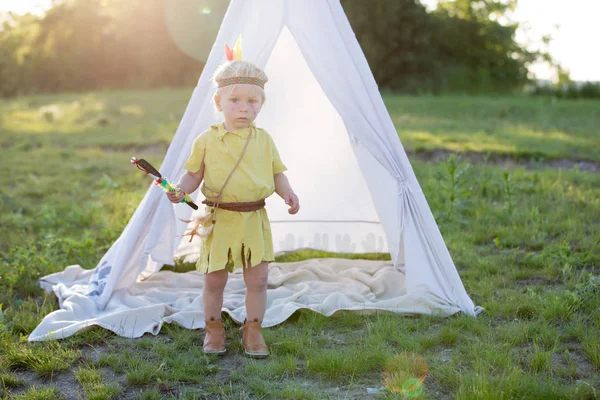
[183,122,287,273]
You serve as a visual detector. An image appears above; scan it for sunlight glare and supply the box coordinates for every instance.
[420,0,600,82]
[0,0,52,15]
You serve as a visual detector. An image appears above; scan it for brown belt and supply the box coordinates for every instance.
[202,199,265,212]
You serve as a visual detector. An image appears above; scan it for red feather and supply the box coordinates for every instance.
[224,44,233,61]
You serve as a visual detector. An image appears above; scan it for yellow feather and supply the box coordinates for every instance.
[232,35,244,60]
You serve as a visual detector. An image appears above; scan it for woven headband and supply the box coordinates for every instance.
[217,35,266,89]
[218,76,265,89]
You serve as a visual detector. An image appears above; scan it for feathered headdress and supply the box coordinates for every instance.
[224,35,244,61]
[219,35,265,89]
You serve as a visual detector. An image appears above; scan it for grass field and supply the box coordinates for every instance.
[1,88,599,399]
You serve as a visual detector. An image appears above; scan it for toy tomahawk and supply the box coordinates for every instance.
[131,157,198,210]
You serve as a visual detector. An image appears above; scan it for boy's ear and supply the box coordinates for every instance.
[214,95,222,111]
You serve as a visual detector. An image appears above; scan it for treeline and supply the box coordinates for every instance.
[530,82,600,99]
[0,0,203,97]
[343,0,546,94]
[0,0,575,97]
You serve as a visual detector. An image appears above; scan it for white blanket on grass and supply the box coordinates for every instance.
[29,258,460,341]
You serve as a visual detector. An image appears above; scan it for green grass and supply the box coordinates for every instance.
[1,371,26,391]
[75,365,123,400]
[0,89,599,398]
[384,94,600,162]
[1,339,80,379]
[11,385,64,400]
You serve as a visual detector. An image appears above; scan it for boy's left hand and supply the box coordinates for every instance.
[283,191,300,214]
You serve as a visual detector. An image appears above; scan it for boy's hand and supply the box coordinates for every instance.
[283,191,300,214]
[167,190,184,203]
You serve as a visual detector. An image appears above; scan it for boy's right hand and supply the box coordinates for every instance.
[167,191,185,203]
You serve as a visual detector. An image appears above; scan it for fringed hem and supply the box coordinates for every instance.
[194,208,274,274]
[196,239,275,273]
[196,244,274,273]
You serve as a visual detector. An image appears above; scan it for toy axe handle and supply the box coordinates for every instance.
[135,158,162,178]
[131,157,198,210]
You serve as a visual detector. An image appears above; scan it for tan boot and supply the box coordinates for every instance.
[241,318,269,358]
[203,318,226,355]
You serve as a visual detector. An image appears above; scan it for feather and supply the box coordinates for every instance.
[179,209,215,241]
[224,44,233,61]
[232,35,244,60]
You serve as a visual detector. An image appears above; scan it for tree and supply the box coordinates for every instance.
[436,0,517,22]
[1,0,556,96]
[341,0,440,93]
[342,0,551,93]
[0,0,203,96]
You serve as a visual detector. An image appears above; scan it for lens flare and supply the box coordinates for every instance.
[402,378,425,397]
[165,0,228,62]
[383,352,428,396]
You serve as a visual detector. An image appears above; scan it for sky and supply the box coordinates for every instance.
[420,0,600,82]
[1,0,598,82]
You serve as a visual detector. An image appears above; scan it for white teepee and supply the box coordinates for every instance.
[29,0,481,342]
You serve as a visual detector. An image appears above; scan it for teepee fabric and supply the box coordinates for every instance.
[29,0,481,342]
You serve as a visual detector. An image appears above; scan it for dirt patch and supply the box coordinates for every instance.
[407,149,600,173]
[561,341,599,378]
[98,143,168,155]
[213,352,245,381]
[49,141,169,155]
[6,369,83,399]
[516,277,558,286]
[513,340,598,381]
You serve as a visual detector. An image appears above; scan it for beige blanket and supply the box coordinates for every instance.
[29,258,460,341]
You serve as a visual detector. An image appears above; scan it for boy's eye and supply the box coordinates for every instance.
[249,100,257,104]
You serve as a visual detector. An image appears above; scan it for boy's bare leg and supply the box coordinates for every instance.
[203,268,229,320]
[243,262,268,321]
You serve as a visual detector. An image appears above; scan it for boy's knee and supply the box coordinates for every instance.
[205,270,228,290]
[246,278,268,292]
[244,268,268,291]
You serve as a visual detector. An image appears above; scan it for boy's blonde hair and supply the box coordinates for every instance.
[212,60,268,111]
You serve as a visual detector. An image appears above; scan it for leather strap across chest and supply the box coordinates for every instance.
[202,125,266,221]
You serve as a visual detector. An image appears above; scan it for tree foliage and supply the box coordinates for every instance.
[0,0,203,97]
[341,0,550,93]
[0,0,556,96]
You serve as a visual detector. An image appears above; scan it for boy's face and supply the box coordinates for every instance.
[216,84,263,131]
